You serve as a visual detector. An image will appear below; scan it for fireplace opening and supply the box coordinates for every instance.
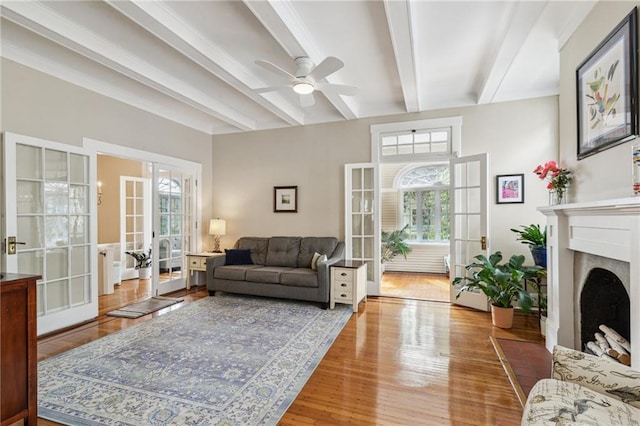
[579,267,630,351]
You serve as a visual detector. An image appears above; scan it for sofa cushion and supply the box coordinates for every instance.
[214,265,262,281]
[265,237,301,268]
[246,266,294,284]
[237,237,269,265]
[298,237,338,268]
[224,249,253,265]
[522,378,640,425]
[280,268,318,288]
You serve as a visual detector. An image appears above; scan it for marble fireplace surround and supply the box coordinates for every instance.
[539,198,640,370]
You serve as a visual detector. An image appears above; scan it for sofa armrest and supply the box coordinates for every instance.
[552,345,640,408]
[316,242,346,302]
[205,256,226,289]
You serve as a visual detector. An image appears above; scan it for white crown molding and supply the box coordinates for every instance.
[1,40,217,134]
[2,1,256,131]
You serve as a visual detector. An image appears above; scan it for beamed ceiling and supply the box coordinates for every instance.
[1,1,597,136]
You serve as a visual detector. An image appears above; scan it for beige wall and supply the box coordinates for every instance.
[212,96,559,259]
[1,59,214,246]
[560,2,639,202]
[97,155,145,244]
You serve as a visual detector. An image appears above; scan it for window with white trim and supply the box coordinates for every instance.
[399,165,450,242]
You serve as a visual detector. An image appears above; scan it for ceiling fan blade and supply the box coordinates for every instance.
[300,92,315,108]
[308,56,344,81]
[315,82,359,96]
[255,60,296,81]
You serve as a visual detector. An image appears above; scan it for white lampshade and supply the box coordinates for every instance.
[209,219,226,235]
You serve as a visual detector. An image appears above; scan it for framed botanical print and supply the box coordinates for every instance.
[577,7,638,160]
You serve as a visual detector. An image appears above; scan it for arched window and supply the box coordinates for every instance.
[397,165,450,242]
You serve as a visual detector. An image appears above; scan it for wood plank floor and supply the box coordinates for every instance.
[380,272,450,301]
[37,278,543,425]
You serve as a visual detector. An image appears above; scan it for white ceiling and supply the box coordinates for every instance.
[1,1,597,136]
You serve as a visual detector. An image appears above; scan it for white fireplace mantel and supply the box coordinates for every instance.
[538,197,640,369]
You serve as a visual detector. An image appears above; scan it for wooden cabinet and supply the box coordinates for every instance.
[330,261,367,313]
[1,273,39,426]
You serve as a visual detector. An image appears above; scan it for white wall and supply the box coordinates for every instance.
[212,96,559,261]
[559,2,639,202]
[1,59,214,246]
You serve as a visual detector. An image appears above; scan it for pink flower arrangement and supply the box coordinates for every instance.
[533,161,572,193]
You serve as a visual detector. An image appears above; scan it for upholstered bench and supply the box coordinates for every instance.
[522,345,640,425]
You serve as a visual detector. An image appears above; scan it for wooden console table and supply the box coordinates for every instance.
[1,273,40,426]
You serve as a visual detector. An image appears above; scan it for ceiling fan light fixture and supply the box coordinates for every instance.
[293,82,314,95]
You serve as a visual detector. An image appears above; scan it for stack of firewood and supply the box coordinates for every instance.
[585,325,631,366]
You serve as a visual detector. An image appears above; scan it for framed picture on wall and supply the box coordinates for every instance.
[577,7,638,160]
[496,174,524,204]
[274,186,298,212]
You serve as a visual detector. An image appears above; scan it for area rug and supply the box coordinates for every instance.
[39,294,352,425]
[490,336,552,408]
[106,295,184,318]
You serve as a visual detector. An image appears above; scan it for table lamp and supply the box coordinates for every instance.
[209,218,226,253]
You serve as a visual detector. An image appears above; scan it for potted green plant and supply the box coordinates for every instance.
[381,225,412,264]
[452,251,543,328]
[125,248,152,279]
[510,224,547,268]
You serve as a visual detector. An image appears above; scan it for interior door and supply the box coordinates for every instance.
[345,163,378,295]
[2,132,97,335]
[153,165,194,295]
[450,153,490,311]
[120,176,152,280]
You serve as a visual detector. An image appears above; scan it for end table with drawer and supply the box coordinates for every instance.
[186,252,224,289]
[330,260,367,312]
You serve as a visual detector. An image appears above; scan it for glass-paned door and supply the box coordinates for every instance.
[450,153,490,311]
[120,177,151,280]
[154,166,194,295]
[2,132,97,335]
[345,163,378,294]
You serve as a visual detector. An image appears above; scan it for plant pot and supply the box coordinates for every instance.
[138,267,151,280]
[540,315,547,337]
[530,246,547,268]
[491,304,514,329]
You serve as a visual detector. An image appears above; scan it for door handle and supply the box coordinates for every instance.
[481,236,487,250]
[7,236,26,255]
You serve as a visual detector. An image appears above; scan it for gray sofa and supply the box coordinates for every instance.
[206,236,344,306]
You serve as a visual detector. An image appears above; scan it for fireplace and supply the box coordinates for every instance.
[579,266,630,351]
[539,198,640,369]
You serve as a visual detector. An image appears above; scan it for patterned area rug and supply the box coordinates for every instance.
[39,294,352,425]
[105,296,184,318]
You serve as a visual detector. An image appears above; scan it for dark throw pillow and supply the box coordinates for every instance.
[224,249,253,265]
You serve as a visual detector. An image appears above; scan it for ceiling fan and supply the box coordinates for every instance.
[255,56,358,107]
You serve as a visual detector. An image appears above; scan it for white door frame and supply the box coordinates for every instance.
[83,138,202,295]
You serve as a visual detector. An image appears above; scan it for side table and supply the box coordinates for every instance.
[330,260,367,312]
[186,252,224,289]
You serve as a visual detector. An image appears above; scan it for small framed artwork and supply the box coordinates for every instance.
[577,7,638,160]
[274,186,298,212]
[496,174,524,204]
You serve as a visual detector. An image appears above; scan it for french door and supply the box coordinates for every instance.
[449,153,490,311]
[2,132,97,335]
[345,163,378,294]
[153,165,195,295]
[120,176,152,280]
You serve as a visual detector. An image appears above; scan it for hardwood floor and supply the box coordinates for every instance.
[37,279,543,425]
[380,271,450,302]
